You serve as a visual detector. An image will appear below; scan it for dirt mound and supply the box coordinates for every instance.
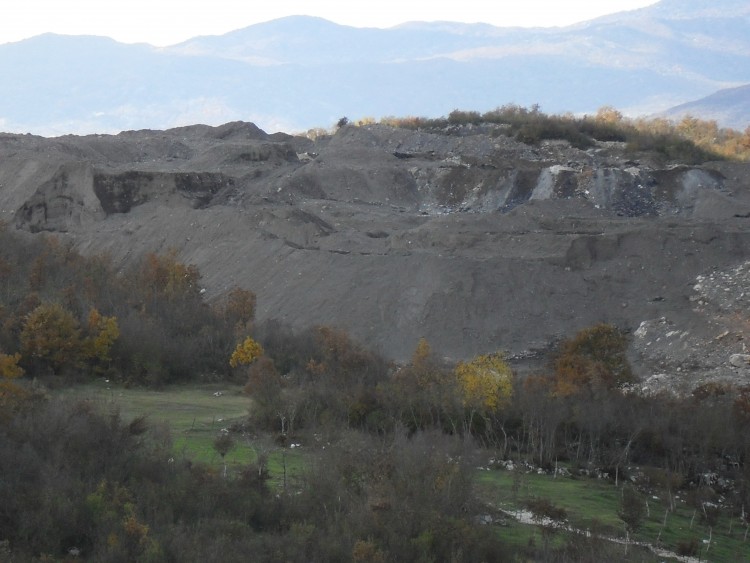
[1,121,749,387]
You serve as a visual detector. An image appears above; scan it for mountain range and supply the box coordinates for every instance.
[1,0,749,135]
[663,83,750,130]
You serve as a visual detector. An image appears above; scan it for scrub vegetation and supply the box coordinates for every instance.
[375,104,750,163]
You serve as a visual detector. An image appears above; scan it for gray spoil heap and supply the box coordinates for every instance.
[1,122,749,391]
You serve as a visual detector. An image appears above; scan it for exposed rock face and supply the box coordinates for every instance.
[1,122,749,389]
[93,171,236,214]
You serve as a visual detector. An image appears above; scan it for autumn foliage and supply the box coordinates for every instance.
[379,105,750,163]
[454,353,513,412]
[229,337,264,368]
[0,352,25,407]
[0,228,259,385]
[85,308,120,369]
[221,287,257,334]
[138,250,201,303]
[552,323,633,396]
[20,303,83,375]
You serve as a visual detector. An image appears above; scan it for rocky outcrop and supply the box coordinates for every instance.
[14,162,103,232]
[93,171,235,214]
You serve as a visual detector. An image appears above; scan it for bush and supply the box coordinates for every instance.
[619,485,645,534]
[525,497,568,523]
[676,537,700,556]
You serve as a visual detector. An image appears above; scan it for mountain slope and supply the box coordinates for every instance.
[663,83,750,130]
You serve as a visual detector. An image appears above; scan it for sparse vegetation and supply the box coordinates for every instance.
[373,104,750,163]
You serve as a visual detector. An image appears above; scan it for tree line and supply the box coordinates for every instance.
[0,223,256,388]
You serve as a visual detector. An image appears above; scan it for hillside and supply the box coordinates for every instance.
[1,118,749,391]
[1,0,749,134]
[663,83,750,130]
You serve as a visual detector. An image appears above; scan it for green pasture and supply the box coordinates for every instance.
[477,469,626,531]
[56,381,304,487]
[477,467,750,562]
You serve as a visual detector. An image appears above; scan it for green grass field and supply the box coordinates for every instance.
[56,381,304,486]
[477,467,750,562]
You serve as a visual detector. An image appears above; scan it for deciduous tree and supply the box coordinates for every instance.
[455,353,513,412]
[20,303,83,375]
[220,287,257,334]
[0,352,25,407]
[84,308,120,370]
[389,338,459,432]
[553,324,633,396]
[244,356,283,412]
[455,353,514,438]
[229,337,264,368]
[138,250,201,303]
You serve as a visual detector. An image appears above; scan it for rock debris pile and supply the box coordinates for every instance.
[1,121,749,390]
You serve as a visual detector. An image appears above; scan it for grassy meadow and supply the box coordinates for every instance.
[477,466,750,562]
[56,381,303,487]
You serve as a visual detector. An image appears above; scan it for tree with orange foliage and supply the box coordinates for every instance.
[553,324,633,397]
[220,287,257,334]
[84,308,120,372]
[0,351,26,407]
[139,250,201,302]
[311,325,381,387]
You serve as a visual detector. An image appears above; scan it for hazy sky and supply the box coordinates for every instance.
[2,1,659,46]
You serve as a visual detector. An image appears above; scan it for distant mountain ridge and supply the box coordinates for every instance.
[663,83,750,130]
[1,0,749,135]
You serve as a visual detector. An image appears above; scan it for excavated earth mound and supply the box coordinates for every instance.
[1,122,749,389]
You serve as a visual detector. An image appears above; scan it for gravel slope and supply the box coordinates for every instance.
[1,122,749,388]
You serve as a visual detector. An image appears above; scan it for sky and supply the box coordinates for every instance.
[2,1,659,46]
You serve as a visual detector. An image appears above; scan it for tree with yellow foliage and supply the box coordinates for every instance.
[229,337,264,368]
[454,353,513,438]
[0,352,23,380]
[454,353,513,413]
[138,250,202,304]
[408,337,443,388]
